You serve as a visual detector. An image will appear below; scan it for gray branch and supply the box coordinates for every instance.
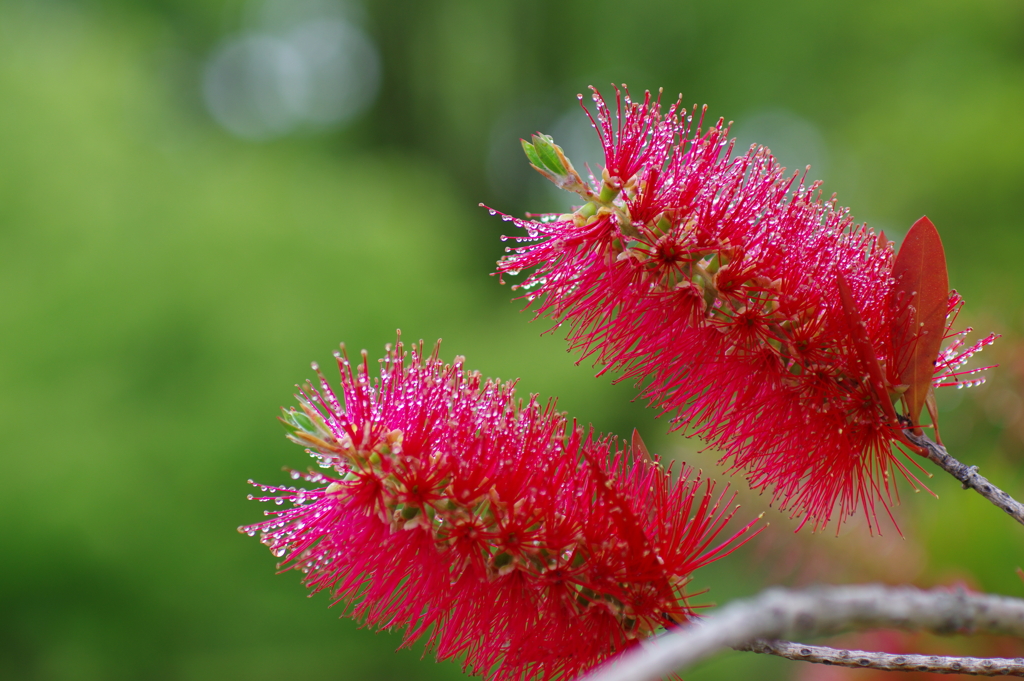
[579,585,1024,681]
[904,431,1024,528]
[740,638,1024,676]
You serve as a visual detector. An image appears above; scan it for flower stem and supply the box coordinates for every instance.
[904,431,1024,528]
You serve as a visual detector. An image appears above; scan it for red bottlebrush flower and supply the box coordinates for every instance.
[240,339,759,681]
[494,86,996,532]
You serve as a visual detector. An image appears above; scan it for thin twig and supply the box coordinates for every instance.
[740,639,1024,676]
[905,431,1024,528]
[579,585,1024,681]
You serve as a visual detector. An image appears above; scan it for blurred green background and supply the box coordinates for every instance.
[2,0,1024,679]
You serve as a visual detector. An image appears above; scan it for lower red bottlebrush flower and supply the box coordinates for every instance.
[494,87,996,532]
[240,338,760,681]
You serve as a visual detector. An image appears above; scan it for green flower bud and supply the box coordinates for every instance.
[520,133,589,197]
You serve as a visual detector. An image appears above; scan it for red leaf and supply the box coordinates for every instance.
[631,428,652,464]
[890,216,949,430]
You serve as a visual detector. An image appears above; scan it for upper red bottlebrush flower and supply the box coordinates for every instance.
[493,87,996,532]
[240,339,759,681]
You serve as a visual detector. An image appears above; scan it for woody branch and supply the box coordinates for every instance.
[739,638,1024,675]
[905,431,1024,528]
[579,585,1024,681]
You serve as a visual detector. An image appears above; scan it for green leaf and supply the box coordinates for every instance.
[280,407,316,434]
[279,408,301,432]
[531,134,567,176]
[292,411,316,433]
[521,139,542,169]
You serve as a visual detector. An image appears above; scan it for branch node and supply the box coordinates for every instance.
[962,465,980,489]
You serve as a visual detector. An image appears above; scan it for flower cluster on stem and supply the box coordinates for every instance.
[494,87,996,531]
[240,339,759,681]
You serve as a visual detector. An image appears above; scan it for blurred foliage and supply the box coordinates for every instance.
[1,0,1024,679]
